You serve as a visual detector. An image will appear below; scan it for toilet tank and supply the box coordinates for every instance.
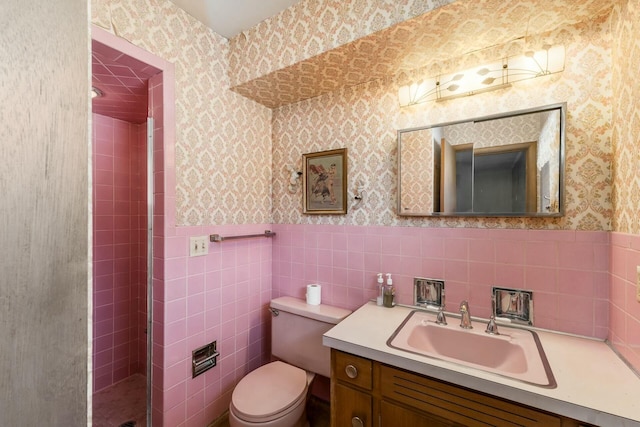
[270,296,352,378]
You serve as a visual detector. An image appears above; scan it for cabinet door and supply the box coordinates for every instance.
[333,383,372,427]
[381,400,461,427]
[380,365,562,426]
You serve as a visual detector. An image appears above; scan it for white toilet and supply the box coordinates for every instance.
[229,296,352,427]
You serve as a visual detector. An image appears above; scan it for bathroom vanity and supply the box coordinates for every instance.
[332,350,583,426]
[323,302,640,427]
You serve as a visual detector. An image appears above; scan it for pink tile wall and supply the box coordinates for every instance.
[92,113,148,393]
[148,72,166,426]
[271,224,610,339]
[609,232,640,372]
[156,224,273,427]
[146,70,273,427]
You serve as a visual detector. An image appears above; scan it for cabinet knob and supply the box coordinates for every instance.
[345,364,358,379]
[351,416,364,427]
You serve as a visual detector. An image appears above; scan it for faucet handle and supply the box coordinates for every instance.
[485,315,500,335]
[435,306,447,325]
[485,294,500,334]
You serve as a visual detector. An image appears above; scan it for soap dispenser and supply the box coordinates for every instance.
[376,273,384,306]
[383,273,395,308]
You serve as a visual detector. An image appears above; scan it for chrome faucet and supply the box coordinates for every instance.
[459,300,472,329]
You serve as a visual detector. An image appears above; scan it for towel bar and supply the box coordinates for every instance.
[209,230,276,242]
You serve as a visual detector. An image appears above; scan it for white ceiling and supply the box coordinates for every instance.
[169,0,303,39]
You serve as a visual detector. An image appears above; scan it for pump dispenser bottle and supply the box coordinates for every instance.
[376,273,384,306]
[383,273,395,307]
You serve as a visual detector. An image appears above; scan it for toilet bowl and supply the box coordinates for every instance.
[229,297,352,427]
[229,361,314,427]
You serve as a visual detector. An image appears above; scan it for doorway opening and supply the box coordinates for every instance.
[90,33,161,427]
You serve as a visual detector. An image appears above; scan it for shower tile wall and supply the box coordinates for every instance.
[93,113,148,393]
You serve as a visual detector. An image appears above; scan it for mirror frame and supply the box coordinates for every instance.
[397,103,566,217]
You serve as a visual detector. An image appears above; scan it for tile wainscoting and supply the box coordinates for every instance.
[272,224,611,338]
[272,224,640,373]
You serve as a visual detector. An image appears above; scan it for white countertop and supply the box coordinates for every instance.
[323,301,640,427]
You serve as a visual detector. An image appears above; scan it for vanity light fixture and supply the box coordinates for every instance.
[398,45,565,107]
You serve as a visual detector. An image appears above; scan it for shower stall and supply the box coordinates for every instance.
[91,37,161,427]
[91,113,151,426]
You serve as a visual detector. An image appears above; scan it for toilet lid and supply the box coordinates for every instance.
[231,361,307,423]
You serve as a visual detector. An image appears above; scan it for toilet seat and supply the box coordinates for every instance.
[231,361,308,423]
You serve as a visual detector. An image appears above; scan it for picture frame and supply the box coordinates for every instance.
[302,148,347,214]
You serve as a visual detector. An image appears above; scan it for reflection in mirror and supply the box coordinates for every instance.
[398,104,565,217]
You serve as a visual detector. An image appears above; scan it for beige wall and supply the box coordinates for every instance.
[93,0,273,227]
[611,0,640,235]
[0,0,89,425]
[272,14,613,230]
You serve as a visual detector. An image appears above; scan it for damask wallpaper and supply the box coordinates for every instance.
[228,0,456,88]
[91,0,630,233]
[228,0,616,109]
[272,15,613,230]
[92,0,273,227]
[611,1,640,235]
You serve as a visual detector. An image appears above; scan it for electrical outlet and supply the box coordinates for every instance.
[636,265,640,303]
[190,236,208,257]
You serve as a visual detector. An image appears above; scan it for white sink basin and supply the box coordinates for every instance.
[387,310,556,387]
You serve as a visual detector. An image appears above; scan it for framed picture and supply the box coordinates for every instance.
[302,148,347,214]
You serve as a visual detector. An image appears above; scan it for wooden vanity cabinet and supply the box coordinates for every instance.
[330,350,594,427]
[331,350,373,427]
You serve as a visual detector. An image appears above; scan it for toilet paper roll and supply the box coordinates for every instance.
[306,284,321,305]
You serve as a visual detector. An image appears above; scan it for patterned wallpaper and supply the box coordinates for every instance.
[92,0,273,226]
[92,0,624,232]
[611,0,640,235]
[272,14,613,230]
[228,0,616,108]
[228,0,456,88]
